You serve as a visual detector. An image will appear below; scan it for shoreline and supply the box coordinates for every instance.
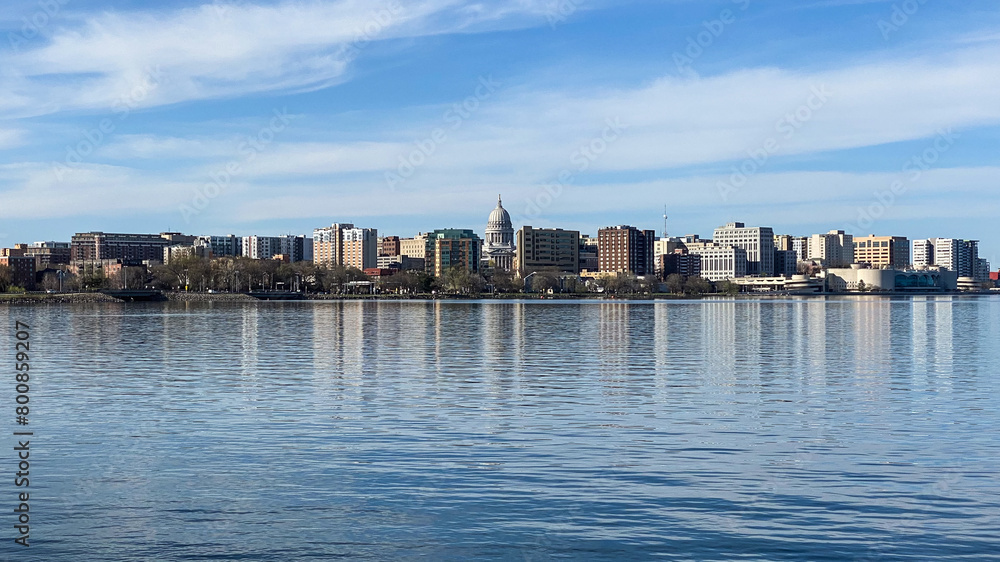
[1,290,996,305]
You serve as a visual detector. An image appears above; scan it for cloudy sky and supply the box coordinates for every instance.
[1,0,998,262]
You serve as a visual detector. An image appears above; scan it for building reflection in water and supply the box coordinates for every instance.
[481,302,524,393]
[290,296,993,403]
[240,304,260,395]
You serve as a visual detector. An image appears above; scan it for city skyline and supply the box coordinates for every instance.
[2,0,999,262]
[8,202,994,261]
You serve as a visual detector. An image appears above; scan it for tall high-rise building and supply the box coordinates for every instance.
[775,249,798,277]
[687,245,748,282]
[400,234,429,260]
[959,240,980,279]
[425,229,483,277]
[380,236,401,257]
[598,226,655,276]
[242,235,311,262]
[807,230,854,268]
[913,238,979,277]
[975,258,991,283]
[313,224,354,268]
[853,235,910,269]
[913,239,934,267]
[653,237,685,258]
[342,227,378,270]
[658,252,702,279]
[579,235,599,273]
[242,236,277,260]
[197,235,241,258]
[773,234,794,252]
[516,227,580,274]
[792,237,808,263]
[483,195,516,270]
[712,222,775,275]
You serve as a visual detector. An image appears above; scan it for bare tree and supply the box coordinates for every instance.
[665,274,685,294]
[0,265,12,293]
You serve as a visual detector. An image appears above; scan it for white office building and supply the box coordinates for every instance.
[241,235,312,262]
[688,245,748,282]
[808,230,854,268]
[913,238,979,278]
[712,222,775,276]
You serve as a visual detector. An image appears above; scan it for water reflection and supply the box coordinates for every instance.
[17,297,993,561]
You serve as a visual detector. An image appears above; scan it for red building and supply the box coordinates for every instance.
[380,236,401,257]
[598,225,656,276]
[364,268,398,279]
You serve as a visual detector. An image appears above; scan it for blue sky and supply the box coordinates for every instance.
[1,0,998,263]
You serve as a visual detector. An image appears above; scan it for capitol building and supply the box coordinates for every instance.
[483,195,516,271]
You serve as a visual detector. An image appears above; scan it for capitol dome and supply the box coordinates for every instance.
[484,195,515,271]
[488,197,512,229]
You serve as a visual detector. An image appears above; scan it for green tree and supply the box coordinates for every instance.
[440,266,485,295]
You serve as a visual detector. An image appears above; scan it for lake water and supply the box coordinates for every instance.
[3,297,1000,560]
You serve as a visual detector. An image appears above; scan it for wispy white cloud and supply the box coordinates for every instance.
[0,0,559,117]
[98,134,238,160]
[0,128,26,149]
[0,162,190,218]
[185,43,1000,181]
[225,166,1000,229]
[9,39,1000,224]
[5,1,1000,252]
[86,40,1000,186]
